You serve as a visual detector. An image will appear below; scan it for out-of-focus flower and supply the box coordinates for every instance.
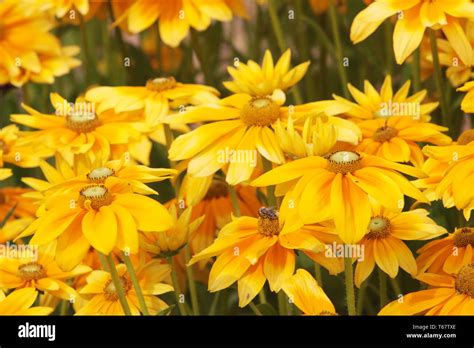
[223,49,309,97]
[76,261,173,315]
[0,187,37,221]
[356,116,451,168]
[324,76,439,121]
[458,80,474,113]
[417,227,474,275]
[379,264,474,315]
[354,203,446,287]
[11,93,140,165]
[422,130,474,220]
[115,0,247,47]
[167,91,348,185]
[0,242,90,300]
[141,29,183,72]
[0,125,53,181]
[282,269,337,315]
[252,151,427,244]
[0,288,53,315]
[0,217,33,243]
[189,207,327,307]
[351,0,474,65]
[0,1,81,86]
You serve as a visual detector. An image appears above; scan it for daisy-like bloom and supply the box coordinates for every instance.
[379,264,474,315]
[0,124,53,181]
[324,76,439,122]
[354,204,446,287]
[0,217,33,243]
[17,179,174,271]
[0,288,52,315]
[189,207,328,308]
[140,204,204,258]
[252,151,428,244]
[0,242,90,300]
[350,0,474,65]
[11,93,139,165]
[85,76,219,125]
[422,129,474,219]
[223,49,310,96]
[417,227,474,275]
[0,1,81,86]
[38,0,90,18]
[116,0,247,47]
[0,187,37,221]
[355,116,451,168]
[458,80,474,113]
[76,261,173,315]
[282,269,337,315]
[167,91,348,185]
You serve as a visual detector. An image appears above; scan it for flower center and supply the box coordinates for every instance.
[326,151,362,174]
[372,126,398,142]
[204,179,229,200]
[78,184,113,209]
[17,262,46,281]
[457,129,474,145]
[87,167,115,183]
[66,111,100,133]
[103,276,132,301]
[257,207,280,236]
[455,264,474,298]
[145,77,177,92]
[453,227,474,248]
[366,216,391,239]
[240,97,280,126]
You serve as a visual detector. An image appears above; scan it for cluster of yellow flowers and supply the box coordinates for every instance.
[0,0,473,317]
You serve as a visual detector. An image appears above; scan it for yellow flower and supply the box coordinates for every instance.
[252,151,428,243]
[0,1,81,86]
[140,203,204,257]
[11,93,139,165]
[0,217,33,243]
[189,207,327,307]
[422,130,474,219]
[117,0,247,47]
[76,261,173,315]
[417,227,474,276]
[351,0,474,65]
[167,91,347,185]
[354,204,446,288]
[0,288,53,315]
[0,187,37,221]
[325,76,439,121]
[379,264,474,315]
[85,76,219,126]
[223,49,309,96]
[356,116,451,168]
[282,269,336,315]
[0,241,90,300]
[18,180,174,271]
[40,0,90,17]
[458,80,474,113]
[0,124,53,181]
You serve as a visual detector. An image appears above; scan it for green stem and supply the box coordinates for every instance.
[249,301,263,316]
[384,21,393,74]
[97,252,109,272]
[105,254,132,315]
[390,276,402,297]
[262,158,276,207]
[167,257,188,315]
[314,263,323,287]
[328,0,349,98]
[228,185,241,217]
[208,291,221,315]
[107,0,130,83]
[429,29,449,127]
[412,48,421,92]
[190,30,212,85]
[123,253,149,315]
[79,15,91,85]
[277,291,286,315]
[267,0,303,104]
[300,16,334,53]
[378,268,388,308]
[258,290,267,304]
[356,280,367,315]
[59,299,69,316]
[344,256,356,315]
[184,245,200,315]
